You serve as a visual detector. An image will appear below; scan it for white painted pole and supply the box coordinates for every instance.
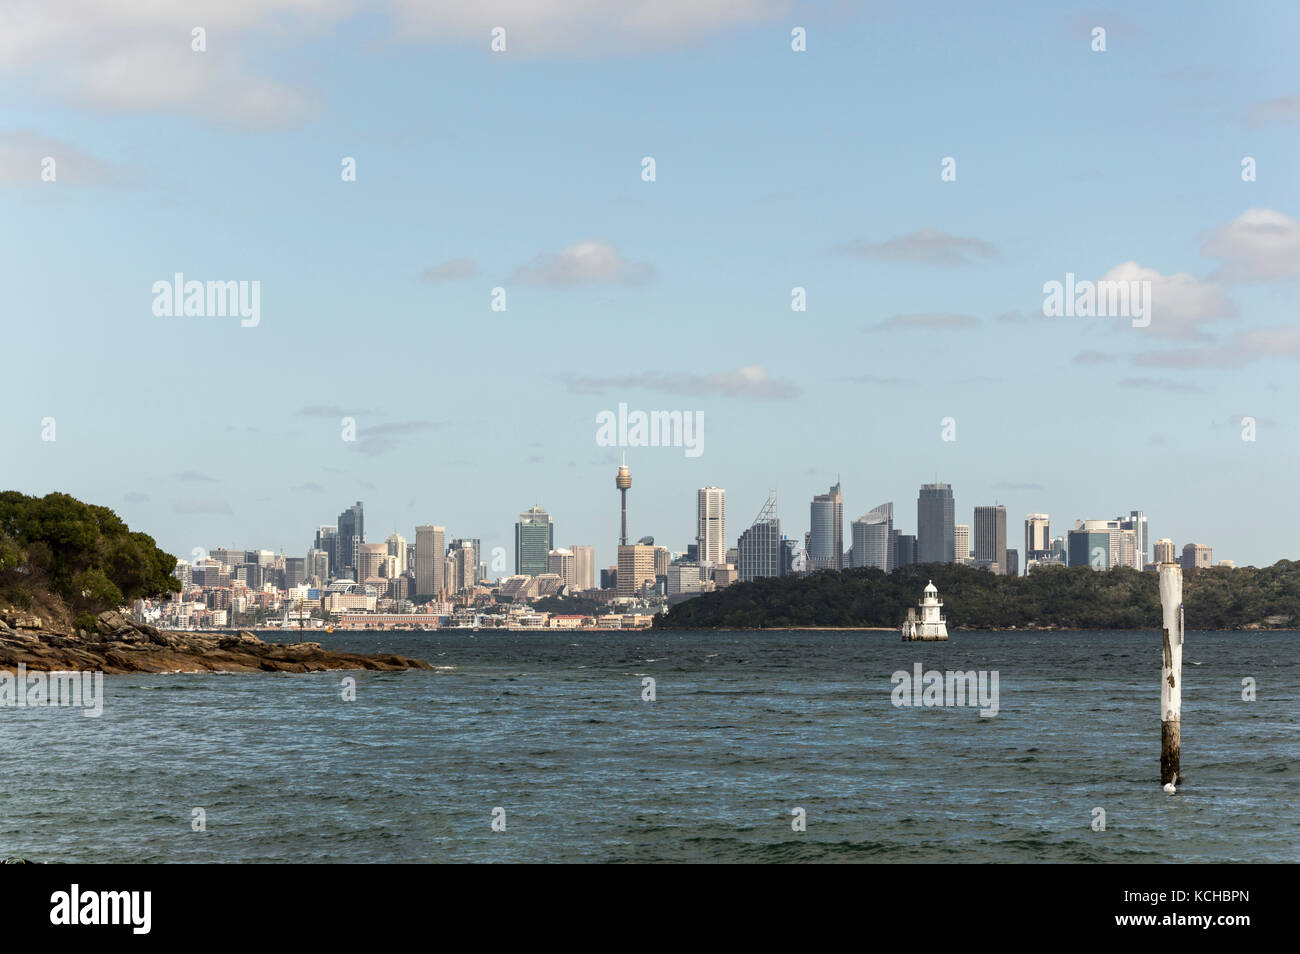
[1158,563,1183,789]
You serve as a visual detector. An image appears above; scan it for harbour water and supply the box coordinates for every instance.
[2,630,1295,863]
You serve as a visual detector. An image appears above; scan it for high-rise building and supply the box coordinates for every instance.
[850,502,893,570]
[284,557,306,589]
[357,542,389,581]
[1154,538,1176,564]
[336,501,364,579]
[313,526,337,578]
[917,483,955,565]
[548,548,576,587]
[415,525,445,598]
[1116,511,1148,570]
[973,505,1007,574]
[515,506,554,576]
[1181,543,1212,570]
[385,533,407,575]
[738,493,782,582]
[1025,514,1051,565]
[808,481,844,571]
[891,531,917,569]
[448,539,478,592]
[571,545,596,591]
[306,548,329,585]
[697,486,726,566]
[954,524,971,564]
[1004,549,1019,577]
[1067,519,1136,571]
[617,544,656,596]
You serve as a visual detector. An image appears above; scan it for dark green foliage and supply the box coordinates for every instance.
[0,491,179,615]
[654,561,1300,630]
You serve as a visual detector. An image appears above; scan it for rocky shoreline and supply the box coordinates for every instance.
[0,609,431,674]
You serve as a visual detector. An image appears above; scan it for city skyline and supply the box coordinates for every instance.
[7,2,1299,571]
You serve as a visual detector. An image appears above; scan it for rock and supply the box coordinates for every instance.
[0,615,431,675]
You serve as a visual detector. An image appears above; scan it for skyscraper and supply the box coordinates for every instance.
[548,548,576,587]
[1025,514,1051,565]
[808,481,844,571]
[336,501,364,580]
[617,543,656,596]
[571,545,596,591]
[917,483,955,565]
[415,525,445,598]
[738,492,782,581]
[973,505,1007,573]
[515,506,554,576]
[385,532,407,575]
[313,526,337,577]
[696,486,726,566]
[1116,511,1148,570]
[954,524,971,563]
[850,502,893,570]
[1154,538,1176,564]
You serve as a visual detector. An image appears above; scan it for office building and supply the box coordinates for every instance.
[808,481,844,571]
[415,524,445,598]
[548,548,576,588]
[1181,543,1213,570]
[617,544,656,597]
[850,502,893,571]
[336,501,364,580]
[515,506,554,576]
[973,505,1007,574]
[917,483,955,564]
[738,493,782,582]
[571,545,596,591]
[1154,538,1176,564]
[697,486,727,566]
[954,524,971,564]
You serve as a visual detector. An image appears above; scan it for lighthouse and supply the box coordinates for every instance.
[901,580,949,641]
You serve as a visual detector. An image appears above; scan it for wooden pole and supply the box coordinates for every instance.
[1158,562,1183,789]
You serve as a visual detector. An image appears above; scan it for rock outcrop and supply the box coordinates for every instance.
[0,609,430,674]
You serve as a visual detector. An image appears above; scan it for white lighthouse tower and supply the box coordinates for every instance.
[901,580,949,641]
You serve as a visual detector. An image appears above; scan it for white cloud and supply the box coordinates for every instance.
[0,130,134,185]
[1100,261,1236,339]
[389,0,790,52]
[1136,327,1300,369]
[563,364,799,399]
[509,241,654,286]
[1201,208,1300,282]
[837,229,998,267]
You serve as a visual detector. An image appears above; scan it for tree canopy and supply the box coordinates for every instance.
[0,491,179,614]
[654,561,1300,631]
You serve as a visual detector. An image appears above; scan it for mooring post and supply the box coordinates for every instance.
[1158,562,1183,789]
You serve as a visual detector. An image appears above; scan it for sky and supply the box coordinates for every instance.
[3,0,1299,572]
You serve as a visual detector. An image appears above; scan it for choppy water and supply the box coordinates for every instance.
[1,630,1295,863]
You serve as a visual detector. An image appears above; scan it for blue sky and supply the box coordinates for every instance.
[3,0,1299,571]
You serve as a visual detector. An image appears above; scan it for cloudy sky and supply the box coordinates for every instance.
[4,0,1299,570]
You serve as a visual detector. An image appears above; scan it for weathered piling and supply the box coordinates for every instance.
[1158,563,1183,788]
